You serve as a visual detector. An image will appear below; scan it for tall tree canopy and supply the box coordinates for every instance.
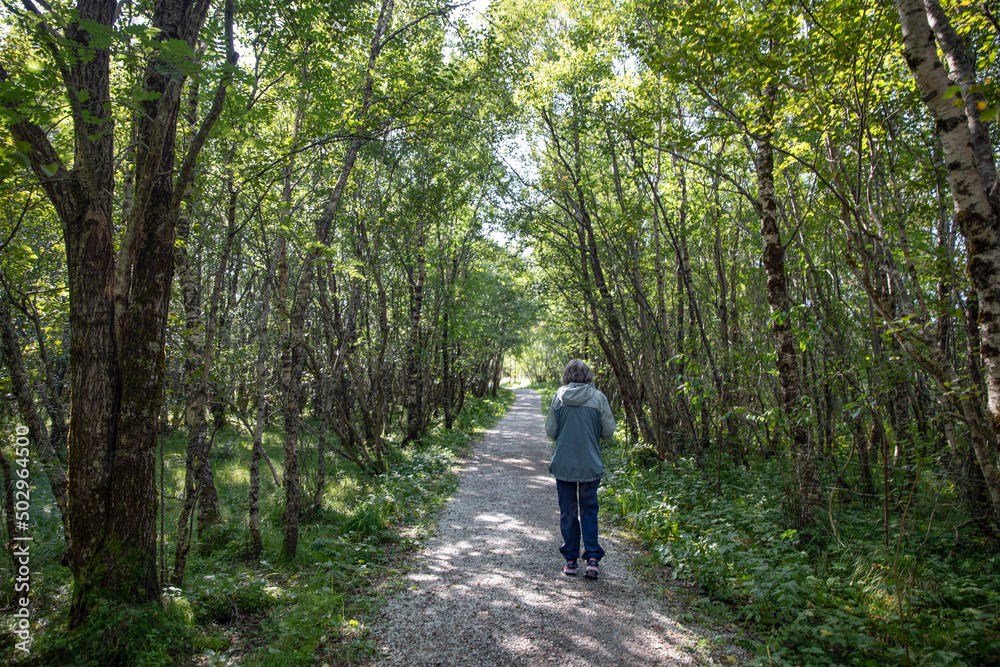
[1,0,1000,662]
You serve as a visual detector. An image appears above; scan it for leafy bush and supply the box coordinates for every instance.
[195,522,246,560]
[602,457,1000,666]
[187,575,277,625]
[22,598,194,667]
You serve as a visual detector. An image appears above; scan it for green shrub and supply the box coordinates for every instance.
[195,522,244,559]
[602,456,1000,666]
[188,576,277,625]
[23,598,194,667]
[341,492,396,538]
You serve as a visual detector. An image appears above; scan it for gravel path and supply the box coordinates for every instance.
[370,388,744,666]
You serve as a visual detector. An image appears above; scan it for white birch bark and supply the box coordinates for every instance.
[896,0,1000,520]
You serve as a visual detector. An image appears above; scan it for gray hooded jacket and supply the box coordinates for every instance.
[545,382,617,482]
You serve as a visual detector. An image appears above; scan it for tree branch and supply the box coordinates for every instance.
[20,0,111,201]
[983,1,1000,37]
[379,1,468,49]
[0,63,77,224]
[166,0,239,224]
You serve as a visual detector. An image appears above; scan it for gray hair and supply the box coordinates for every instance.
[561,359,594,385]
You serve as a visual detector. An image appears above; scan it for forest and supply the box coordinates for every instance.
[0,0,998,664]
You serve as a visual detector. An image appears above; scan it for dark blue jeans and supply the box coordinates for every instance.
[556,479,604,562]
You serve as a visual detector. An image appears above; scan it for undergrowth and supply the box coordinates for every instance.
[602,456,1000,666]
[534,379,1000,665]
[0,388,515,666]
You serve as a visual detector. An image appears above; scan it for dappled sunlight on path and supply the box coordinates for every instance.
[370,389,737,666]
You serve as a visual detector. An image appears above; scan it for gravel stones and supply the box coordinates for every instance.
[370,389,744,666]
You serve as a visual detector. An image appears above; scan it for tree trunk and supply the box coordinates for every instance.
[250,235,277,563]
[897,0,1000,520]
[405,214,426,443]
[0,445,16,567]
[18,298,70,462]
[492,349,503,398]
[170,157,234,582]
[281,0,395,560]
[170,167,207,585]
[0,0,229,625]
[196,180,238,533]
[443,305,453,429]
[249,70,308,563]
[923,0,1000,210]
[753,82,822,525]
[312,375,331,513]
[0,296,70,545]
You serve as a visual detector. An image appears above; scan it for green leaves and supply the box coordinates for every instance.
[78,18,115,50]
[604,454,1000,666]
[160,38,196,60]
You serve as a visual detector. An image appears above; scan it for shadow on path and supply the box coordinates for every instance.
[371,389,732,666]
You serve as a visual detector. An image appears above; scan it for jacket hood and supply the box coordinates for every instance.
[559,382,596,406]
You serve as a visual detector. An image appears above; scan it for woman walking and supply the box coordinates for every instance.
[545,360,616,579]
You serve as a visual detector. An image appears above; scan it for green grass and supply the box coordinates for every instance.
[0,387,516,666]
